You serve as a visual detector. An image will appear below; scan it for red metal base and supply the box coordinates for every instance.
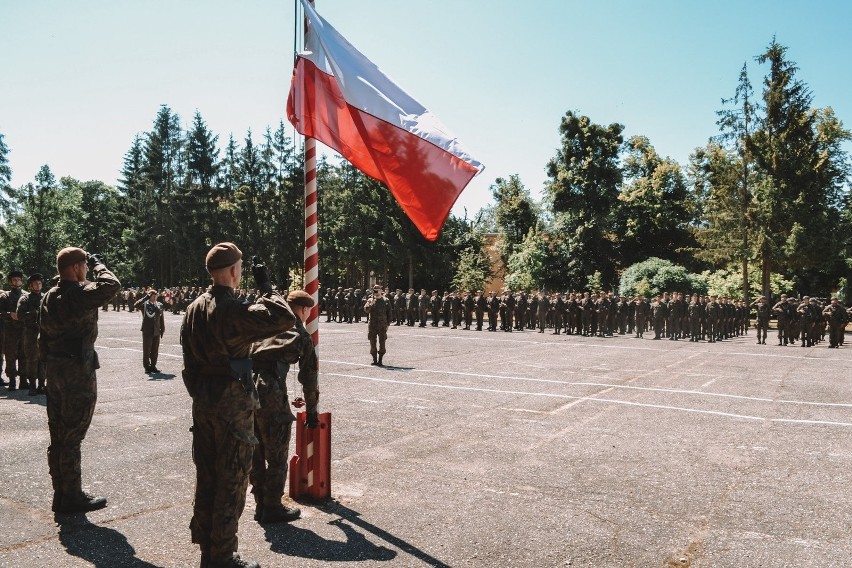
[289,411,331,500]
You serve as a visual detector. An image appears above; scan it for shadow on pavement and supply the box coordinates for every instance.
[2,387,47,406]
[263,500,449,566]
[379,365,415,372]
[147,372,176,381]
[57,514,163,568]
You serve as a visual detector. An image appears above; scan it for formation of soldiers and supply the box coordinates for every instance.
[320,286,850,348]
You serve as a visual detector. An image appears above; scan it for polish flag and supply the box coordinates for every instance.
[286,0,484,241]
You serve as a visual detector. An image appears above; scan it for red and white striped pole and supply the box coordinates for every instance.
[304,137,319,346]
[303,0,319,347]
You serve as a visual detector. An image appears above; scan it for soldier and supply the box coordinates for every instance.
[751,296,771,345]
[441,290,452,327]
[181,244,296,568]
[249,290,319,524]
[463,290,474,330]
[474,290,486,331]
[616,295,628,335]
[651,294,667,340]
[797,296,816,347]
[705,295,720,343]
[365,284,391,365]
[430,290,441,327]
[633,295,649,338]
[687,294,702,342]
[41,248,120,514]
[503,290,515,332]
[418,288,430,327]
[536,291,550,333]
[514,291,527,331]
[580,292,593,336]
[405,288,417,327]
[393,289,405,326]
[16,273,45,395]
[135,289,165,373]
[486,291,499,332]
[0,270,26,390]
[823,297,847,348]
[552,293,565,335]
[353,288,364,323]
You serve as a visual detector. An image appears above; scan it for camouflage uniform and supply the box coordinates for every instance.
[0,282,24,389]
[16,282,45,394]
[181,283,296,566]
[39,260,120,510]
[365,288,392,364]
[249,321,318,518]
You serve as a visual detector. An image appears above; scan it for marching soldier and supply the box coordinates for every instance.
[823,297,847,348]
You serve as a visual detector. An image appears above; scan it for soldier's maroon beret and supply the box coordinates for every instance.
[56,247,87,270]
[287,290,315,308]
[205,242,242,270]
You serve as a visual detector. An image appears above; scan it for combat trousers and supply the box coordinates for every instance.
[21,329,43,390]
[3,328,23,385]
[475,310,484,330]
[829,323,844,347]
[142,331,161,370]
[190,380,256,564]
[756,320,769,343]
[419,308,428,327]
[488,310,498,331]
[689,318,701,341]
[251,370,295,509]
[368,326,388,355]
[635,317,645,337]
[46,357,97,500]
[537,313,547,333]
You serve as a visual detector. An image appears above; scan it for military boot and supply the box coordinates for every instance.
[55,492,107,514]
[377,354,383,366]
[370,354,377,366]
[259,504,301,524]
[210,553,260,568]
[7,377,16,391]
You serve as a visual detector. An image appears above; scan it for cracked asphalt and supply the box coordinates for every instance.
[1,310,851,567]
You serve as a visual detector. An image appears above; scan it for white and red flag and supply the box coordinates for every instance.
[286,0,484,241]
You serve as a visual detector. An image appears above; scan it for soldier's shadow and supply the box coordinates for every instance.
[147,372,176,381]
[56,514,162,567]
[263,518,396,562]
[3,388,47,407]
[263,501,449,567]
[378,365,414,372]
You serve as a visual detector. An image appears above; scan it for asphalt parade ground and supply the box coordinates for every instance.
[1,311,852,568]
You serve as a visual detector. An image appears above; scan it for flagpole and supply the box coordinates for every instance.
[303,0,319,347]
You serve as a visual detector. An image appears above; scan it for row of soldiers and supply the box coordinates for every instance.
[320,287,849,348]
[100,286,266,315]
[0,270,47,394]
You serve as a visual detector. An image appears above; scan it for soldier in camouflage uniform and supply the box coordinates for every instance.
[40,248,120,514]
[430,290,441,327]
[365,285,392,365]
[418,288,430,327]
[16,273,46,395]
[249,290,319,525]
[823,297,847,348]
[751,296,771,345]
[0,270,25,390]
[181,244,296,568]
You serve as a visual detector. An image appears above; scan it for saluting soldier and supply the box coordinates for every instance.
[181,245,296,568]
[463,290,474,330]
[651,294,667,340]
[751,296,771,345]
[41,248,120,514]
[633,295,650,338]
[687,294,702,342]
[365,284,392,365]
[514,291,527,331]
[249,290,319,524]
[536,291,550,333]
[135,289,166,373]
[441,290,452,327]
[487,291,499,331]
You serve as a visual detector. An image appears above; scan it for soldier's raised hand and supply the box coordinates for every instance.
[86,253,105,271]
[251,255,273,294]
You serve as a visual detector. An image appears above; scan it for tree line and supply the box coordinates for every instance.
[0,39,849,299]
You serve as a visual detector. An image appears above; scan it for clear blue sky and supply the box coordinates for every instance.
[2,0,850,216]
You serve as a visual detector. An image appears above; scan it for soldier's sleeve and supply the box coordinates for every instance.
[15,293,31,322]
[77,264,121,309]
[297,327,320,413]
[227,291,297,345]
